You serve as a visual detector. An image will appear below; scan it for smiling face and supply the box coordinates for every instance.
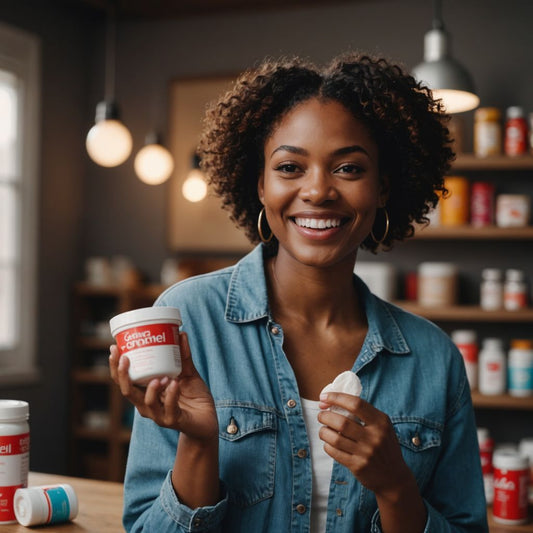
[258,97,387,269]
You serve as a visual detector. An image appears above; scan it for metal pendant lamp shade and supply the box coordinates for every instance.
[412,1,479,114]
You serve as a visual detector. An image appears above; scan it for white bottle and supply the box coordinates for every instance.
[0,400,30,524]
[480,268,503,311]
[503,269,528,310]
[478,338,506,395]
[451,330,478,390]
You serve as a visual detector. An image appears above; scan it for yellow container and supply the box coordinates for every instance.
[441,176,470,226]
[474,107,502,157]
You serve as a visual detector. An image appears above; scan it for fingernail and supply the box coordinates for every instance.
[319,393,328,401]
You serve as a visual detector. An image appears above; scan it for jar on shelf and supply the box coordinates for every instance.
[504,106,528,157]
[474,107,502,157]
[480,268,503,311]
[503,269,528,311]
[417,262,458,307]
[495,194,531,228]
[470,181,495,227]
[507,339,533,397]
[479,338,506,395]
[529,112,533,155]
[451,330,478,390]
[477,427,494,504]
[441,176,469,226]
[518,437,533,502]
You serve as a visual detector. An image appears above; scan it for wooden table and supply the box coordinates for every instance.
[1,472,124,532]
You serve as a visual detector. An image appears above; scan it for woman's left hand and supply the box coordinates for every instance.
[317,392,413,500]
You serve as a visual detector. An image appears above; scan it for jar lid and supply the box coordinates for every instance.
[506,106,524,119]
[0,400,29,421]
[451,330,477,344]
[519,438,533,458]
[510,339,533,350]
[477,427,490,442]
[475,107,501,121]
[481,268,502,281]
[505,268,524,282]
[109,306,182,336]
[482,337,504,350]
[418,262,458,276]
[493,449,529,470]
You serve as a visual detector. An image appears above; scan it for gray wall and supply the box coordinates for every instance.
[1,0,533,474]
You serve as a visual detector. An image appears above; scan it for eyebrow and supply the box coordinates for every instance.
[270,144,371,158]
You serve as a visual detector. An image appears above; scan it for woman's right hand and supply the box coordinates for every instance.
[109,331,218,442]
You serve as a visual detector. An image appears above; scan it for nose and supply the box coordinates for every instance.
[299,168,338,204]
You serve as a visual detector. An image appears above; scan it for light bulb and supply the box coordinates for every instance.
[86,119,132,167]
[431,89,480,114]
[134,143,174,185]
[182,169,207,202]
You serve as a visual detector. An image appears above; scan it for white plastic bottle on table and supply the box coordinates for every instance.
[478,338,506,395]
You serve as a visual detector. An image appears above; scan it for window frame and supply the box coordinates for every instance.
[0,22,40,384]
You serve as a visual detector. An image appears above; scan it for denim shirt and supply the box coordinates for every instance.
[123,244,488,533]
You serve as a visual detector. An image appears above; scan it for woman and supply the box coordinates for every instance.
[110,53,487,532]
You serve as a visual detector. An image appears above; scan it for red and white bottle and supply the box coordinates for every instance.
[478,338,506,395]
[0,400,30,524]
[493,450,529,525]
[477,427,494,504]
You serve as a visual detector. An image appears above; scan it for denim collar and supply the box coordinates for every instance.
[225,244,410,358]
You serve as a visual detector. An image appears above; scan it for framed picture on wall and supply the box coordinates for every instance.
[167,74,252,253]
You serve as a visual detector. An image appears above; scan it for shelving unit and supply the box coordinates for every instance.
[68,282,164,481]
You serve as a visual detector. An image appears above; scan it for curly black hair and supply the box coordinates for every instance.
[198,52,454,253]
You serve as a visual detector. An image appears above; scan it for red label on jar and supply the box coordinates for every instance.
[0,433,30,455]
[457,344,479,364]
[0,484,24,522]
[116,324,179,355]
[470,182,494,227]
[493,467,529,521]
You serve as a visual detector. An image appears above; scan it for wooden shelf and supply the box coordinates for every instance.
[414,225,533,240]
[453,153,533,171]
[394,302,533,322]
[472,392,533,410]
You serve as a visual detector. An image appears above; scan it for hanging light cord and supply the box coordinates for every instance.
[104,2,117,102]
[432,0,444,30]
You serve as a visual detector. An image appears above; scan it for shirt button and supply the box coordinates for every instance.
[287,399,297,408]
[297,448,307,458]
[193,517,202,527]
[336,508,343,516]
[271,326,280,335]
[296,503,306,514]
[412,434,421,447]
[226,418,238,434]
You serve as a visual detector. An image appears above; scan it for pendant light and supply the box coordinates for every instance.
[86,3,132,167]
[134,132,175,185]
[412,0,479,114]
[182,153,207,203]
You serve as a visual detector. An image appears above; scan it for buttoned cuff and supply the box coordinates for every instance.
[159,471,228,532]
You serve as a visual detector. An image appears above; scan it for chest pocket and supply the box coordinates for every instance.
[392,418,442,491]
[217,404,277,507]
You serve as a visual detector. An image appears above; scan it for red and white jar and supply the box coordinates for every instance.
[0,400,30,524]
[493,450,529,525]
[110,307,182,385]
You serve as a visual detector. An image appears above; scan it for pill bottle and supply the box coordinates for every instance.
[503,269,528,311]
[417,262,458,307]
[109,307,182,385]
[477,427,494,504]
[504,106,528,157]
[507,339,533,397]
[480,268,503,311]
[470,181,495,227]
[478,338,506,395]
[496,194,531,228]
[518,437,533,501]
[14,484,78,527]
[474,107,502,157]
[493,450,529,525]
[0,400,30,524]
[440,176,469,226]
[451,330,478,390]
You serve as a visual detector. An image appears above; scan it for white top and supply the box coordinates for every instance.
[301,398,335,533]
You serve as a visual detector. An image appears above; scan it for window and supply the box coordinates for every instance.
[0,23,40,382]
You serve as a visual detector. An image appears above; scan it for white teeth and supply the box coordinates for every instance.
[294,217,341,229]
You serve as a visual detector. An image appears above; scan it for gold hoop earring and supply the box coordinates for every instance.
[257,207,273,243]
[371,207,390,245]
